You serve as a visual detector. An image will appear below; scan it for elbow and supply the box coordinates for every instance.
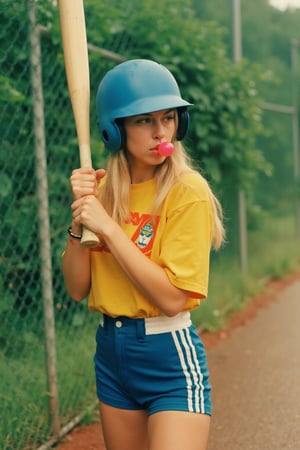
[70,293,86,302]
[164,309,180,318]
[63,274,91,302]
[65,285,90,302]
[162,294,188,317]
[164,305,185,317]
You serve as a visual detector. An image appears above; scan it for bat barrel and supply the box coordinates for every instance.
[59,0,99,248]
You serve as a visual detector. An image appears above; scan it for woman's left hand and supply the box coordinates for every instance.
[71,194,111,235]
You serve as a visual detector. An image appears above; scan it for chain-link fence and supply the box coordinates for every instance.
[1,1,299,449]
[1,2,102,448]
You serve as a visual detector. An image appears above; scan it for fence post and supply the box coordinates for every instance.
[291,39,300,238]
[27,0,60,436]
[232,0,248,271]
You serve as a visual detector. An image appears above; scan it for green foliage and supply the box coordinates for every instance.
[1,0,300,447]
[0,0,272,331]
[84,0,270,191]
[193,213,300,332]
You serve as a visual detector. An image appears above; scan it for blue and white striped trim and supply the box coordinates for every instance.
[172,327,206,413]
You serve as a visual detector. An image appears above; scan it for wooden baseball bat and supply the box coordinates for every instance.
[59,0,99,248]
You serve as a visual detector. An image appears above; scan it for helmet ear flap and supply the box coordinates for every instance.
[97,120,125,153]
[99,110,189,151]
[176,107,190,141]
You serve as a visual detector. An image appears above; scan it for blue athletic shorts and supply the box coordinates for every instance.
[94,312,211,416]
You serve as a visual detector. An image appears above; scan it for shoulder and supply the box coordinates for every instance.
[169,171,210,203]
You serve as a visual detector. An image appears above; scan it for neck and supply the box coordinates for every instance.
[130,166,156,184]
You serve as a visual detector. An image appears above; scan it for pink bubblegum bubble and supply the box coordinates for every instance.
[158,142,174,156]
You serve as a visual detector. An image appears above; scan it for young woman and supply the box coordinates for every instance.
[62,59,225,450]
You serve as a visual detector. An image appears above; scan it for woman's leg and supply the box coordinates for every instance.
[148,410,210,450]
[99,402,148,450]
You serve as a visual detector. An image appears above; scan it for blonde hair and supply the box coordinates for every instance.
[100,140,225,250]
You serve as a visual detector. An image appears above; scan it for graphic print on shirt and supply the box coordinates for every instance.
[91,212,160,257]
[130,213,160,257]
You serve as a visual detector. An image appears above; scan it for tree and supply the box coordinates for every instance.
[83,0,269,190]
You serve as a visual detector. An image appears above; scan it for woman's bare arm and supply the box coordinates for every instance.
[74,194,189,316]
[62,229,91,301]
[62,168,105,301]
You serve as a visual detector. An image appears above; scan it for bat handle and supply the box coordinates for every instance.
[81,226,100,248]
[79,143,100,248]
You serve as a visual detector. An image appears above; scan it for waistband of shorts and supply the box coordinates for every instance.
[145,312,191,334]
[101,311,192,335]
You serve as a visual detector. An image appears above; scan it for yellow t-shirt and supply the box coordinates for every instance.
[88,172,213,318]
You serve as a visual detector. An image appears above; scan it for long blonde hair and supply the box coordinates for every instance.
[99,140,225,250]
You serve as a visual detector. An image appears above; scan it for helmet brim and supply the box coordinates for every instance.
[111,95,193,120]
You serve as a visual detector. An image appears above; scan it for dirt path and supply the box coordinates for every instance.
[55,270,300,450]
[207,275,300,449]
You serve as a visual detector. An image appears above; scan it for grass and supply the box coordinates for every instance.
[1,213,300,449]
[1,316,99,450]
[192,213,300,331]
[1,345,50,449]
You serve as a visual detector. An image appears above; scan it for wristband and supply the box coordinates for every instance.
[68,226,82,240]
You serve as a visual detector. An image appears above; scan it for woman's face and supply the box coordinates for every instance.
[123,108,176,180]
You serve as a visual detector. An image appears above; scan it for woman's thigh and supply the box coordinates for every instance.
[148,410,210,450]
[99,402,148,450]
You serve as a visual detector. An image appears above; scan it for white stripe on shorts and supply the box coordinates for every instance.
[172,328,205,413]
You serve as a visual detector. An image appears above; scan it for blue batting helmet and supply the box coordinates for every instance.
[96,59,192,152]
